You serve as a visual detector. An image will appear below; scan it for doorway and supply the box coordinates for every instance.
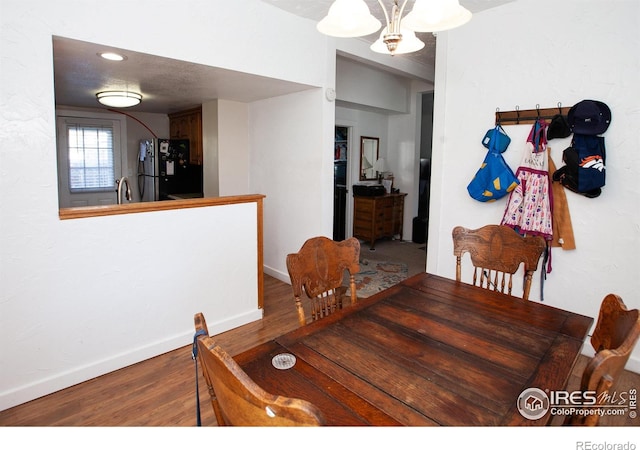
[412,92,433,246]
[333,126,349,241]
[56,112,124,208]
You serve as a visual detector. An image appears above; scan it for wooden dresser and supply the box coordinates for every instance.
[353,193,407,250]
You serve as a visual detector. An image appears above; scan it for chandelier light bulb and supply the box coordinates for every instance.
[317,0,381,37]
[403,0,472,32]
[371,26,425,55]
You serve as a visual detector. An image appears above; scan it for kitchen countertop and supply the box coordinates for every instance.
[166,193,204,200]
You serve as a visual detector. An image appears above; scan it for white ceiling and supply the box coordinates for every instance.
[53,1,512,114]
[53,36,316,114]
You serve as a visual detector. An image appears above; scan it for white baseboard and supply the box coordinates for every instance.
[264,264,290,284]
[581,348,639,375]
[623,355,640,375]
[0,309,263,412]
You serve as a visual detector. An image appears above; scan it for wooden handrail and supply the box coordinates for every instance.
[59,194,265,220]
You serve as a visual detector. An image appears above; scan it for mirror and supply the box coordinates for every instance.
[360,137,379,181]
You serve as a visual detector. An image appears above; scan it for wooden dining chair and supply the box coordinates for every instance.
[193,313,325,426]
[286,236,360,326]
[566,294,640,426]
[452,224,546,300]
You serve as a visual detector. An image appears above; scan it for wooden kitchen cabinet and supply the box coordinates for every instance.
[353,193,407,250]
[169,107,202,165]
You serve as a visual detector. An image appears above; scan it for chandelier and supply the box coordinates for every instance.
[317,0,472,55]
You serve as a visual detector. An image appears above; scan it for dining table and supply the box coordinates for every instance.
[234,272,594,426]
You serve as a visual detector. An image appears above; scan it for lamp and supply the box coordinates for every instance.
[373,157,386,182]
[96,91,142,108]
[317,0,472,55]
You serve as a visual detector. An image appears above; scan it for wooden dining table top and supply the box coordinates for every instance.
[234,272,594,426]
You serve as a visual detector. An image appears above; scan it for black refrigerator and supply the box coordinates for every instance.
[138,138,203,201]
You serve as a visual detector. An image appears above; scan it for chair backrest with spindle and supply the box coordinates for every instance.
[286,236,360,326]
[193,312,325,426]
[452,225,546,300]
[567,294,640,426]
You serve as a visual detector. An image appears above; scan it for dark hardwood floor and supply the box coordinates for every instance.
[0,273,638,427]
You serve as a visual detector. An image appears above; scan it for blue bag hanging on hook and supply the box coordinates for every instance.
[467,126,519,202]
[481,124,511,153]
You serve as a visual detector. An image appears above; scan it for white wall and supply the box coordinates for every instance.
[203,99,252,197]
[427,0,640,371]
[337,58,412,113]
[202,100,220,198]
[388,80,432,243]
[0,0,331,411]
[218,100,250,196]
[250,89,329,281]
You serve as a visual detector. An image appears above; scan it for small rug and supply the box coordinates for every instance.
[347,260,408,298]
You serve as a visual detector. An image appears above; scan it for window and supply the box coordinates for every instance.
[67,124,115,192]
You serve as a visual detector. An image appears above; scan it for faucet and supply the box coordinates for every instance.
[116,176,132,204]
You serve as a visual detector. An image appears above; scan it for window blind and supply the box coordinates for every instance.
[67,124,115,191]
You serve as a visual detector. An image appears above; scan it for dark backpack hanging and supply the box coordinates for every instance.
[553,135,606,197]
[552,100,611,198]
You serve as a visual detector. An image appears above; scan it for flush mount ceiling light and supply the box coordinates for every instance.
[96,91,142,108]
[317,0,472,56]
[98,51,126,61]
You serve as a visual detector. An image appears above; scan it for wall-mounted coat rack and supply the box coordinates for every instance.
[495,103,572,126]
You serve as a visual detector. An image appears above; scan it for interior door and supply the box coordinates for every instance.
[56,115,123,207]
